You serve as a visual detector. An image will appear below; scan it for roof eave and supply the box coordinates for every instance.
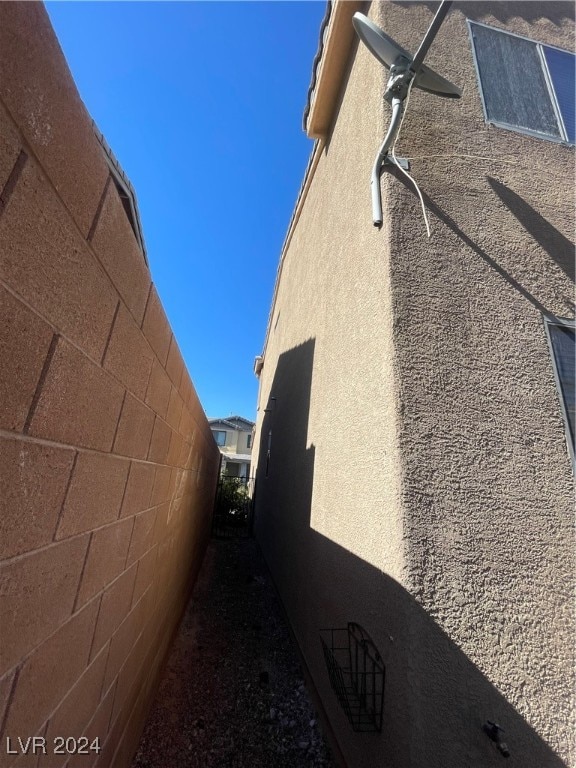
[304,0,366,139]
[258,1,365,364]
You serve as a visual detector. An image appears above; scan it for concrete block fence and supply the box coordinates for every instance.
[0,4,220,766]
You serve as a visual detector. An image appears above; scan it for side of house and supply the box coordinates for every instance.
[209,416,254,477]
[0,5,220,767]
[252,2,575,767]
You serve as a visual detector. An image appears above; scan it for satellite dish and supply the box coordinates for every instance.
[353,2,462,227]
[352,14,461,99]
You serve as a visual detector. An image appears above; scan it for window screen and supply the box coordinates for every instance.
[545,319,575,461]
[469,21,575,144]
[543,46,576,143]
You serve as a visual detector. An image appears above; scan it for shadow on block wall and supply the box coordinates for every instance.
[253,339,568,768]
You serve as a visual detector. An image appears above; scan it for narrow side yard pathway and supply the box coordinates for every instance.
[132,539,335,768]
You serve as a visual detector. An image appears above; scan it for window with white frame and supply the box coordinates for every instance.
[213,430,226,447]
[468,21,575,145]
[544,317,575,464]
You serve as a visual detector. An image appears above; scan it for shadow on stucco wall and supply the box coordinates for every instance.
[253,338,317,539]
[253,339,569,767]
[389,167,573,317]
[487,176,575,285]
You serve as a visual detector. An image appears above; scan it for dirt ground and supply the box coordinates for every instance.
[132,538,336,768]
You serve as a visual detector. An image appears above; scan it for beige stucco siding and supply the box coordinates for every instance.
[253,2,412,764]
[237,430,252,453]
[378,4,575,764]
[381,4,574,763]
[253,2,575,766]
[257,0,409,576]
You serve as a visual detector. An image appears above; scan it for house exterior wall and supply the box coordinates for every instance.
[226,432,240,453]
[211,425,239,453]
[253,2,575,767]
[0,5,220,767]
[211,424,234,450]
[383,3,575,767]
[237,430,252,453]
[210,420,253,458]
[252,1,410,764]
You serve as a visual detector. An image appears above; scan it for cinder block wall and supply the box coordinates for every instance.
[0,4,220,767]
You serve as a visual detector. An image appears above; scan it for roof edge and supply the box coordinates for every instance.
[209,417,255,429]
[304,0,365,139]
[257,1,365,371]
[258,138,324,368]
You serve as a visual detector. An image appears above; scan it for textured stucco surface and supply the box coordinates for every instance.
[253,2,575,767]
[383,3,575,765]
[253,2,413,765]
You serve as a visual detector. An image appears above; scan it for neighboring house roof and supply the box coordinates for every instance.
[209,416,255,430]
[221,453,252,463]
[92,120,148,265]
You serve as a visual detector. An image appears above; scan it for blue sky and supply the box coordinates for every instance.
[45,1,325,421]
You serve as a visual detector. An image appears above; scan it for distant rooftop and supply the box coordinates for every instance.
[208,416,255,430]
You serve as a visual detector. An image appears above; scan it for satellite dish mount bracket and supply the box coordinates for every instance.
[353,1,460,229]
[384,56,413,103]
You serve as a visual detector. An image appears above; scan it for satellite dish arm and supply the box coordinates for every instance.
[411,1,452,74]
[368,0,454,227]
[371,97,404,227]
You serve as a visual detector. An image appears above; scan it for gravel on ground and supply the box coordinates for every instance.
[132,538,336,768]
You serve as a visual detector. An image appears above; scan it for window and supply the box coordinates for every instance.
[213,430,226,447]
[468,21,575,144]
[544,317,575,463]
[247,433,252,449]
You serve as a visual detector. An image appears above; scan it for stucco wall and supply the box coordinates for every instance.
[383,3,574,766]
[253,2,575,767]
[211,420,253,458]
[252,1,412,764]
[0,5,220,767]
